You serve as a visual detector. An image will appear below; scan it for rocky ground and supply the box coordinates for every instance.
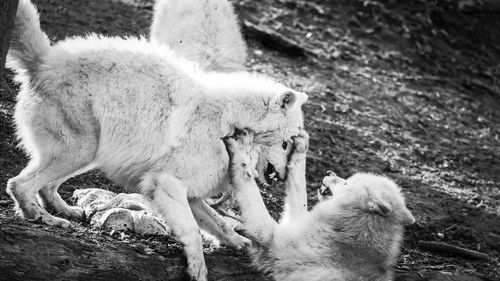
[0,0,499,280]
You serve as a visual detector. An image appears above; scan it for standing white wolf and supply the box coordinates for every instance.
[224,132,415,281]
[150,0,247,72]
[151,0,301,196]
[6,1,307,280]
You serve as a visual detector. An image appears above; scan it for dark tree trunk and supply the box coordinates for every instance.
[0,218,490,281]
[0,0,19,78]
[0,221,270,281]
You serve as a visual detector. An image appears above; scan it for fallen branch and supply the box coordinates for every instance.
[241,20,309,58]
[463,78,500,98]
[395,270,485,281]
[0,217,492,281]
[0,218,271,281]
[418,241,490,261]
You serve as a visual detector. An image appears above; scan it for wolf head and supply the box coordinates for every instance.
[319,172,415,226]
[251,90,307,184]
[196,71,307,185]
[239,89,307,184]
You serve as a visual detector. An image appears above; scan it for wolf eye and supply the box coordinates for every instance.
[282,141,288,150]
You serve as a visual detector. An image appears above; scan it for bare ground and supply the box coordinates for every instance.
[0,0,499,280]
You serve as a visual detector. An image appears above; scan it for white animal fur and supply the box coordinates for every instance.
[150,0,297,183]
[150,0,247,71]
[6,1,307,280]
[224,133,416,281]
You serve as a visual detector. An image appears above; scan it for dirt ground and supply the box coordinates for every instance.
[0,0,499,280]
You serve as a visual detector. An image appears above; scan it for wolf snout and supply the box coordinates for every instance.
[326,170,336,177]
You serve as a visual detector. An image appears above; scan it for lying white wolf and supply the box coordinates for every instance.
[224,132,415,281]
[6,1,307,280]
[150,0,247,72]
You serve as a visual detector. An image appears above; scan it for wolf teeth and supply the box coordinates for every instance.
[269,172,278,182]
[319,185,332,196]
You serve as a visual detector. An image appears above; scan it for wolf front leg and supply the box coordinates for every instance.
[190,198,250,249]
[280,130,309,225]
[223,137,277,244]
[233,180,277,243]
[141,173,207,281]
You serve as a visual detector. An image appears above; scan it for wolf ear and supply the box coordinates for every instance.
[368,200,392,217]
[271,91,308,111]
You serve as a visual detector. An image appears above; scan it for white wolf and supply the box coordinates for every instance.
[224,132,416,281]
[151,0,301,189]
[6,1,307,280]
[150,0,247,72]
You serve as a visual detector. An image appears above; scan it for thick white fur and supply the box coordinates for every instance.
[150,0,299,182]
[150,0,247,71]
[225,133,415,281]
[6,1,306,280]
[6,0,50,77]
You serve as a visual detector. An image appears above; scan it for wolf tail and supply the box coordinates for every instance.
[150,0,247,72]
[7,0,50,77]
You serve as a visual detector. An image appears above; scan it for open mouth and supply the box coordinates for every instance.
[318,185,333,197]
[264,162,280,184]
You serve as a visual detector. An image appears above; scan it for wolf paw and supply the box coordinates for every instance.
[35,214,73,228]
[63,205,86,221]
[288,130,309,168]
[291,130,309,154]
[220,232,251,250]
[223,129,258,181]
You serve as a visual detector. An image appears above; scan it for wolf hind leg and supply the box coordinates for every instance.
[7,139,96,228]
[38,165,93,221]
[141,173,207,281]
